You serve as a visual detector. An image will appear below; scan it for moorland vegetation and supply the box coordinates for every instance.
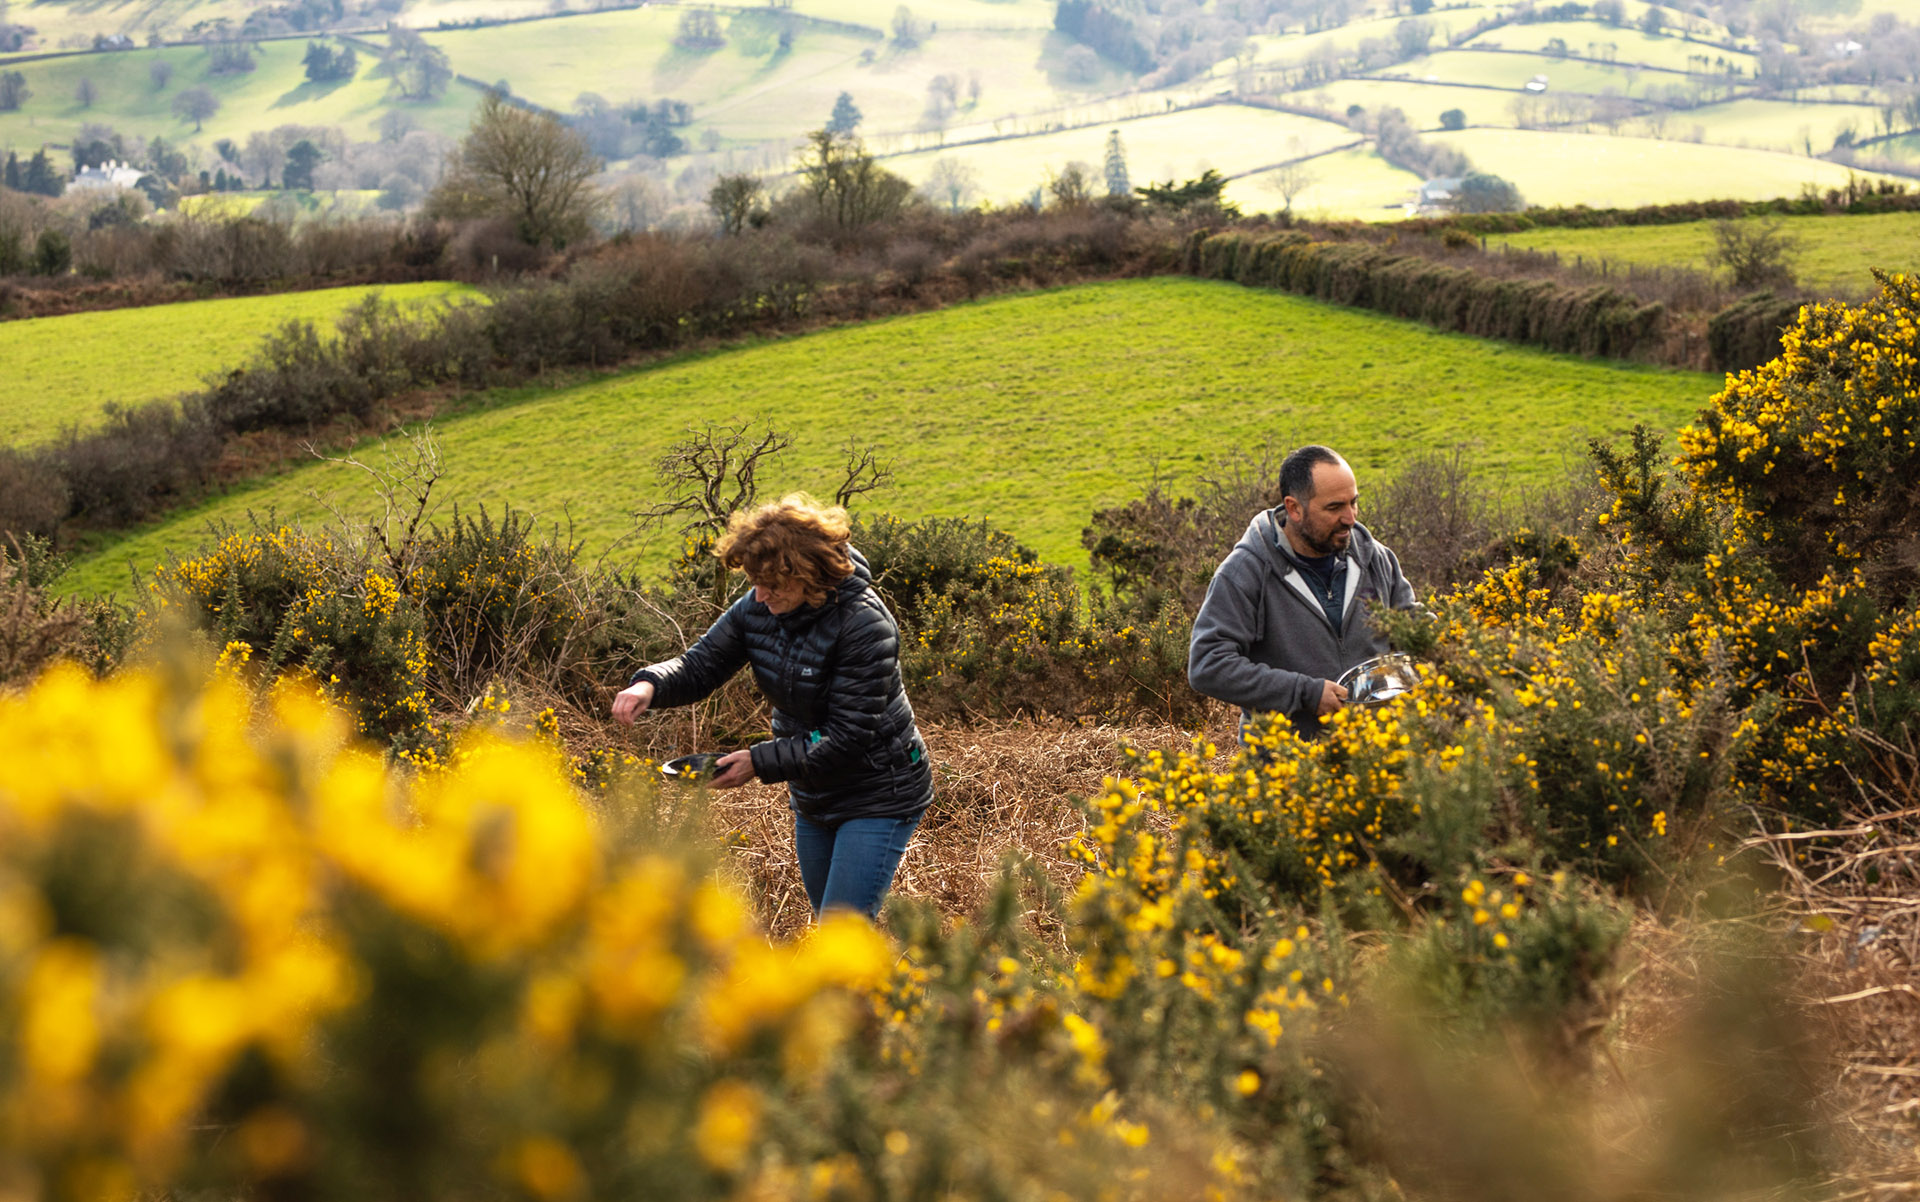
[1,270,1919,1200]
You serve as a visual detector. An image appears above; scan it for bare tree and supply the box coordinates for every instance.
[172,86,219,132]
[431,90,603,247]
[637,423,892,610]
[149,59,173,91]
[834,438,893,508]
[1262,139,1317,215]
[919,157,979,212]
[1046,160,1094,209]
[706,172,764,234]
[74,76,96,108]
[1708,218,1798,290]
[306,425,447,580]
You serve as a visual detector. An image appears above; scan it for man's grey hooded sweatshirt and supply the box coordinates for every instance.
[1188,510,1417,737]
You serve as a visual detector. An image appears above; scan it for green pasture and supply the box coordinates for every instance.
[780,0,1056,32]
[1240,5,1502,69]
[1680,98,1884,155]
[419,13,1088,146]
[701,28,1109,143]
[424,9,867,122]
[0,0,253,49]
[0,281,475,448]
[1485,212,1920,300]
[0,39,479,154]
[1792,84,1884,105]
[1879,133,1920,162]
[1462,21,1755,75]
[63,277,1716,596]
[1298,78,1518,129]
[881,104,1357,205]
[1231,145,1421,221]
[1380,48,1658,96]
[1428,128,1903,208]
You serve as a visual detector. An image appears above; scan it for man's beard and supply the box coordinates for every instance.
[1298,521,1350,557]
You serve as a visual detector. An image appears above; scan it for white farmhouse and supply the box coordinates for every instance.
[69,160,146,192]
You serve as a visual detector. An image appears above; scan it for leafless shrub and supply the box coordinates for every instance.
[1363,446,1501,591]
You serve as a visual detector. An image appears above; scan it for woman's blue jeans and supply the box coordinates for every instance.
[793,812,921,920]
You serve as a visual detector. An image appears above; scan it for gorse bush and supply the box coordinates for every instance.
[0,661,914,1202]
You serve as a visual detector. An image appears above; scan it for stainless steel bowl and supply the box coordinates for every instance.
[1337,653,1424,706]
[662,752,726,781]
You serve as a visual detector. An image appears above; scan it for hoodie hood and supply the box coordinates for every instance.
[1238,507,1384,578]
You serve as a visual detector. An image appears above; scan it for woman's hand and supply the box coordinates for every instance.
[612,680,655,725]
[709,748,756,790]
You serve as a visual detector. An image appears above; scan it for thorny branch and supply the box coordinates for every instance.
[306,425,446,581]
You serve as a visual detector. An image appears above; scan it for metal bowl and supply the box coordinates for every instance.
[661,753,726,781]
[1337,653,1424,707]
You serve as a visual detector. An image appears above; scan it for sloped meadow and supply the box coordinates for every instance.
[5,274,1920,1198]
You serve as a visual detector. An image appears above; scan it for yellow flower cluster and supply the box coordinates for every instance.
[1679,271,1920,565]
[0,661,893,1199]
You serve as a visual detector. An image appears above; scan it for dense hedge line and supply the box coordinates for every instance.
[1397,177,1920,235]
[1185,228,1668,360]
[1706,290,1802,375]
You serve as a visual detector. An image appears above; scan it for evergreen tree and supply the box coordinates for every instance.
[826,91,862,134]
[2,150,19,191]
[0,69,28,111]
[283,139,322,190]
[1103,128,1129,198]
[22,149,61,197]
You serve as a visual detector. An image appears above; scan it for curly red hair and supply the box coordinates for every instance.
[714,494,854,605]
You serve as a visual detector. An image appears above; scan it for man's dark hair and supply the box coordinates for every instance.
[1279,445,1344,505]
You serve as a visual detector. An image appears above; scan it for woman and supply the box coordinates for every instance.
[611,494,933,921]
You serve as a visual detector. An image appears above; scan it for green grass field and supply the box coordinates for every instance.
[1429,127,1903,208]
[423,9,871,126]
[1485,212,1920,299]
[882,104,1357,206]
[705,28,1105,143]
[1380,48,1667,96]
[1230,145,1422,220]
[782,0,1057,32]
[1680,97,1884,154]
[0,38,479,152]
[1462,21,1756,75]
[1299,77,1520,128]
[61,277,1716,596]
[1240,5,1502,69]
[417,13,1090,146]
[1,281,475,448]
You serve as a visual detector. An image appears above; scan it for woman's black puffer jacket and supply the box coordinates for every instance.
[629,550,933,824]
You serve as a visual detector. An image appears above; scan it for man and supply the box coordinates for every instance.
[1188,444,1417,737]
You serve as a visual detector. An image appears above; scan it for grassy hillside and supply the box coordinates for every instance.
[1429,127,1903,208]
[882,105,1357,208]
[0,281,475,448]
[62,276,1715,596]
[1462,20,1759,74]
[0,38,479,151]
[1682,97,1885,153]
[1485,211,1920,299]
[420,12,1105,147]
[1232,145,1422,219]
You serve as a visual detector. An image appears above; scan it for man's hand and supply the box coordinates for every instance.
[709,748,756,790]
[1318,679,1349,716]
[612,680,655,725]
